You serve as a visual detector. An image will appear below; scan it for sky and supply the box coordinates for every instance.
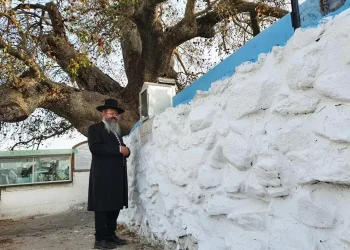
[41,131,87,149]
[0,127,87,151]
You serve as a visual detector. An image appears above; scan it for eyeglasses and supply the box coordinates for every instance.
[104,112,119,116]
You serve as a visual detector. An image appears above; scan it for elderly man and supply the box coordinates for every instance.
[88,98,130,249]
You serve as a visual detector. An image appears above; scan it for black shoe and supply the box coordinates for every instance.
[107,234,127,245]
[94,240,116,249]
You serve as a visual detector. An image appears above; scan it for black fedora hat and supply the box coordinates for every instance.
[96,98,125,114]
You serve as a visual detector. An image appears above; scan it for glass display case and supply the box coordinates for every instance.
[139,78,176,122]
[0,150,73,187]
[0,158,35,185]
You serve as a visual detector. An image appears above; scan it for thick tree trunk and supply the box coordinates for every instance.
[140,32,174,82]
[119,18,144,103]
[120,15,177,109]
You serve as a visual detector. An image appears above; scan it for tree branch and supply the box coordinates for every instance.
[184,0,197,22]
[0,73,137,136]
[133,0,167,30]
[32,2,123,94]
[232,16,252,35]
[16,10,51,26]
[236,2,288,18]
[0,37,42,78]
[13,3,46,11]
[10,124,73,151]
[45,2,67,38]
[174,49,188,75]
[41,34,123,94]
[194,0,220,18]
[249,10,260,36]
[10,1,123,94]
[165,0,288,47]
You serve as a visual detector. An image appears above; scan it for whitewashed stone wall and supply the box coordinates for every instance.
[120,10,350,250]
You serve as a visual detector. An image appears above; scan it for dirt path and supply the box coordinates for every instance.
[0,206,162,250]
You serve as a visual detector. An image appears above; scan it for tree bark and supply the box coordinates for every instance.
[0,73,138,136]
[250,10,260,36]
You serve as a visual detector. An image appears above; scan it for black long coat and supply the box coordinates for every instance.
[87,122,129,211]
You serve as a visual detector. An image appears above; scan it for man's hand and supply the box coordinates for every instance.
[120,146,130,157]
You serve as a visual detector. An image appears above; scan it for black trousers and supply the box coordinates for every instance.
[94,210,120,241]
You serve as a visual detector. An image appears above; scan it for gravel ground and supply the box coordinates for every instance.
[0,206,162,250]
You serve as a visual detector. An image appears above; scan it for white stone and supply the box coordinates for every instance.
[156,187,180,216]
[268,219,317,250]
[245,171,269,201]
[203,130,217,150]
[314,105,350,143]
[223,169,246,193]
[188,103,215,132]
[214,118,230,136]
[253,157,281,187]
[209,144,227,169]
[166,146,205,186]
[145,184,159,198]
[152,119,174,148]
[227,212,266,231]
[266,187,290,198]
[185,183,204,204]
[225,234,266,250]
[153,150,167,175]
[198,239,227,250]
[312,239,348,250]
[203,196,236,216]
[285,46,321,90]
[235,54,267,74]
[286,147,350,185]
[222,132,254,171]
[167,106,191,136]
[229,120,247,135]
[176,234,199,250]
[266,119,315,154]
[314,69,350,101]
[273,92,320,115]
[292,194,336,228]
[178,135,191,150]
[225,77,280,119]
[197,165,222,189]
[210,78,231,96]
[288,25,325,48]
[251,133,278,156]
[340,232,350,244]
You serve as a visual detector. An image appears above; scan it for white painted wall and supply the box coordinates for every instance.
[0,172,89,219]
[119,10,350,250]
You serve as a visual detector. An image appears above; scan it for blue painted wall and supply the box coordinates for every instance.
[173,14,294,106]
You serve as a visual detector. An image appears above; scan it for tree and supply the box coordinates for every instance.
[0,0,288,149]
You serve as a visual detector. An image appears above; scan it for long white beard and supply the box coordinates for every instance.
[104,118,121,136]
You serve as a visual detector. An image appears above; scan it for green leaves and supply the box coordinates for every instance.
[67,53,92,78]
